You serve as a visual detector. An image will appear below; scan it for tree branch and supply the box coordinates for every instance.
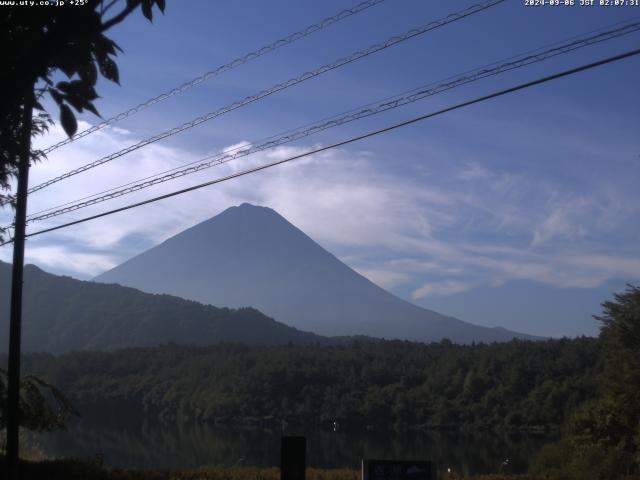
[101,2,138,32]
[101,0,120,17]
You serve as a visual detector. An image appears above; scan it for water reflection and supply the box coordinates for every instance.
[36,420,552,475]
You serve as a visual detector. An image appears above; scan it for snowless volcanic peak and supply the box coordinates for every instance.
[95,203,538,343]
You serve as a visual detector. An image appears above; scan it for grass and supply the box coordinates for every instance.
[2,459,640,480]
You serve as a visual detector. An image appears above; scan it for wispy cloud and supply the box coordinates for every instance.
[1,117,638,300]
[22,244,115,278]
[353,267,411,290]
[412,280,471,299]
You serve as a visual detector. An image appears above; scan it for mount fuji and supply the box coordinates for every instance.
[95,203,538,343]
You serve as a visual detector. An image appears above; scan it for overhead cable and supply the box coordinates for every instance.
[24,20,640,223]
[4,47,635,245]
[40,0,388,155]
[29,0,505,194]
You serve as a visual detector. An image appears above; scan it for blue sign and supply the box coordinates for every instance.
[366,460,435,480]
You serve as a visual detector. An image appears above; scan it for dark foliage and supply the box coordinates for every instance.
[0,368,77,433]
[0,0,165,235]
[0,262,328,352]
[530,285,640,479]
[11,337,601,432]
[1,0,166,133]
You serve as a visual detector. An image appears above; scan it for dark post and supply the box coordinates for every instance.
[6,89,34,480]
[281,435,306,480]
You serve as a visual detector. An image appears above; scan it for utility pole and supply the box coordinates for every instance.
[6,88,34,480]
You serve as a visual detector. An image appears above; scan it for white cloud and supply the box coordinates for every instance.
[0,120,637,298]
[23,244,117,277]
[412,280,470,299]
[531,196,592,246]
[456,162,492,181]
[352,267,411,290]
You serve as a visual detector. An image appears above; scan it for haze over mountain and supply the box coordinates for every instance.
[0,261,328,353]
[96,203,538,343]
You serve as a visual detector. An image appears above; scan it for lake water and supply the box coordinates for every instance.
[31,420,553,475]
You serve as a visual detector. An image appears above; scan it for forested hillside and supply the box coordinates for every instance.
[16,337,600,432]
[0,262,328,352]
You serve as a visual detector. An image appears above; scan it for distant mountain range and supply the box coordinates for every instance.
[0,261,329,353]
[96,203,538,343]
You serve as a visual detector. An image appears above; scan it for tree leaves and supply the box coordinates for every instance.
[49,81,101,134]
[60,103,77,137]
[2,0,166,150]
[49,88,64,106]
[77,60,98,86]
[141,0,167,23]
[0,368,79,432]
[141,0,153,22]
[14,337,602,434]
[552,285,640,477]
[98,55,120,84]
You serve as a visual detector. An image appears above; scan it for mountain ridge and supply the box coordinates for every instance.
[0,261,334,353]
[95,203,539,343]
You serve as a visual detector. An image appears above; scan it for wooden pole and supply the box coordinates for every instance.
[6,88,34,480]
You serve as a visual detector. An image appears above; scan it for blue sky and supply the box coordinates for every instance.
[2,0,639,337]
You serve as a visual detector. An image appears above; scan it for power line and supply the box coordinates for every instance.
[23,20,640,223]
[27,19,640,219]
[40,0,388,155]
[5,47,636,245]
[28,16,640,220]
[28,0,505,195]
